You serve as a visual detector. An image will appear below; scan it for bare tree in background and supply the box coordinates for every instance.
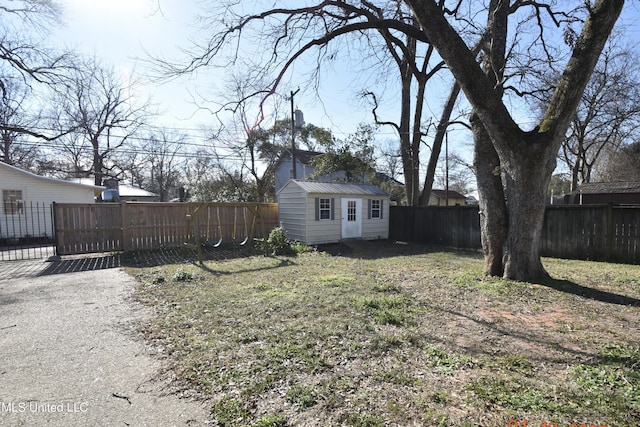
[0,77,44,167]
[596,139,640,181]
[55,60,150,186]
[141,130,185,201]
[0,0,74,142]
[435,151,476,197]
[361,2,448,206]
[200,71,338,202]
[558,42,640,190]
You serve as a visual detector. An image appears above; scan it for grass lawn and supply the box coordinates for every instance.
[126,242,640,427]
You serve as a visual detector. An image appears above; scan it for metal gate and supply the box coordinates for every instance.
[0,201,56,261]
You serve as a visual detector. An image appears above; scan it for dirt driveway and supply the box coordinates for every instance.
[0,256,209,426]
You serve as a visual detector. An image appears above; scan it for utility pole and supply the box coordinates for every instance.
[290,88,300,180]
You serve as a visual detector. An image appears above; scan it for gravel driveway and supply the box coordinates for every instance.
[0,256,209,426]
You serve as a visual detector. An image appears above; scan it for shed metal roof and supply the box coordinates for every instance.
[284,180,389,196]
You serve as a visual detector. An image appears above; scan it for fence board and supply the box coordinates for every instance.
[390,204,640,265]
[54,202,279,256]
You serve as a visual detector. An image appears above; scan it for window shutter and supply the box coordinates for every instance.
[368,199,372,219]
[315,197,319,221]
[330,198,335,220]
[380,200,384,219]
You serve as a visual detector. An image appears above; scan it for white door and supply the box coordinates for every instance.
[341,198,362,239]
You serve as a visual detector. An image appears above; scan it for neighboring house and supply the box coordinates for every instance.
[274,149,324,194]
[0,162,103,240]
[428,189,468,206]
[570,181,640,205]
[466,194,479,206]
[112,184,158,202]
[278,180,390,245]
[69,178,159,202]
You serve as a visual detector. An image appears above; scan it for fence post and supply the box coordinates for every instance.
[605,203,614,262]
[52,202,60,257]
[120,202,129,252]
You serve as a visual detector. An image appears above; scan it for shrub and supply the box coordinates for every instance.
[172,268,194,282]
[263,226,307,256]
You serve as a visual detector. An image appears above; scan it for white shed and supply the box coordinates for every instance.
[0,162,103,240]
[277,180,390,245]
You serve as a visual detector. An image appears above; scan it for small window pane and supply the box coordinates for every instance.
[3,190,24,215]
[319,198,331,220]
[347,200,356,221]
[371,199,381,219]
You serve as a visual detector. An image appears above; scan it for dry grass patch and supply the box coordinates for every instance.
[128,243,640,427]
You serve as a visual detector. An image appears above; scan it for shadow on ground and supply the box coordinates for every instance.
[38,254,123,276]
[36,242,640,309]
[536,277,640,306]
[319,239,483,261]
[37,244,256,276]
[122,244,255,267]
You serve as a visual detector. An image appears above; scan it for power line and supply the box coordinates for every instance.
[8,140,250,162]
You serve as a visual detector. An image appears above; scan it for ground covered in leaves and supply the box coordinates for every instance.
[127,242,640,427]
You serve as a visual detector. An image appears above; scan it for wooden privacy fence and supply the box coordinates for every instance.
[390,205,481,250]
[541,204,639,264]
[389,204,640,264]
[54,202,279,256]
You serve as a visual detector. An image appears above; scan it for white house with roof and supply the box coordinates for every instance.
[68,178,159,202]
[277,180,390,244]
[115,185,159,202]
[0,162,103,240]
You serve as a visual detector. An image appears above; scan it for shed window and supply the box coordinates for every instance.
[368,199,383,219]
[319,198,332,220]
[3,190,24,215]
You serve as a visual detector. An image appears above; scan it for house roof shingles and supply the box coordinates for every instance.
[290,149,324,165]
[431,189,467,199]
[576,181,640,194]
[0,162,104,190]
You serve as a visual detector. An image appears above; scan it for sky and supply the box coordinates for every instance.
[52,0,376,140]
[46,0,640,189]
[53,0,215,131]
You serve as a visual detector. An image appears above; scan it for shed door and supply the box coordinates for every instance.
[341,198,362,239]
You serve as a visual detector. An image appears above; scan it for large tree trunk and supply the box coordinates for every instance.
[500,132,557,280]
[2,133,11,164]
[399,58,419,205]
[471,0,509,276]
[474,120,556,280]
[410,75,426,205]
[92,142,103,187]
[471,113,507,277]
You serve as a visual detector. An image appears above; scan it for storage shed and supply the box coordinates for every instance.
[277,180,390,244]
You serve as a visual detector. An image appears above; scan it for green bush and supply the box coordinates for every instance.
[172,267,194,282]
[263,226,307,256]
